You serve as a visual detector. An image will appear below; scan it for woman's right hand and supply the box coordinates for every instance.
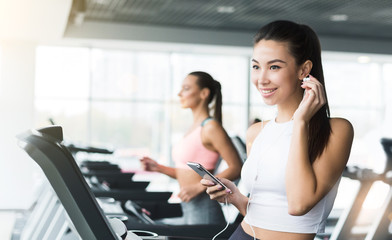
[140,156,159,172]
[201,178,238,204]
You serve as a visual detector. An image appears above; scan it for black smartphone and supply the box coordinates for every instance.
[187,162,228,189]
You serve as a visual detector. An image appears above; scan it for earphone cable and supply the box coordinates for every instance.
[212,197,230,240]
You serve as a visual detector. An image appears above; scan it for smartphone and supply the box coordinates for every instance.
[187,161,228,189]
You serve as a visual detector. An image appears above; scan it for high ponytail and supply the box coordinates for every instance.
[189,71,223,124]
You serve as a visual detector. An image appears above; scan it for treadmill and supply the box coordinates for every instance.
[17,126,236,239]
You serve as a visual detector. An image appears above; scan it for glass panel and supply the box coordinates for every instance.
[382,63,392,137]
[222,104,248,138]
[34,99,89,143]
[171,53,248,104]
[90,101,166,149]
[91,50,171,100]
[89,101,170,170]
[249,80,263,104]
[35,46,90,99]
[332,108,383,138]
[324,61,382,107]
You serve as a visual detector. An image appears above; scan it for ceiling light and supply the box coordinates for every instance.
[73,12,85,26]
[357,56,371,63]
[217,6,235,13]
[93,0,110,4]
[330,14,348,22]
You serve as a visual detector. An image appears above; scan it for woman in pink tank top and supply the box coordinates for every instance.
[140,71,243,224]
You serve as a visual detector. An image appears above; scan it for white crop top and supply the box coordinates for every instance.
[241,119,340,234]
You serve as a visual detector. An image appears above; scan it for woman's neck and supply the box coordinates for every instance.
[276,91,302,123]
[275,113,294,123]
[276,104,298,123]
[191,106,210,126]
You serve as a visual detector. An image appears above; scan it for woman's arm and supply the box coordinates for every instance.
[140,156,177,179]
[286,118,353,215]
[286,76,354,216]
[201,120,243,180]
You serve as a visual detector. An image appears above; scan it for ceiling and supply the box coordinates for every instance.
[65,0,392,54]
[0,0,71,41]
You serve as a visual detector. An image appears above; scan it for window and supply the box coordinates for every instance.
[35,46,90,143]
[35,46,249,169]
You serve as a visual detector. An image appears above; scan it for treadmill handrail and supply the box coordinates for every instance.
[17,127,119,240]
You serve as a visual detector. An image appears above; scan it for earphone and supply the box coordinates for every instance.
[247,180,257,240]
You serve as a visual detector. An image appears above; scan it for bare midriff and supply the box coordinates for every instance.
[176,168,214,188]
[241,221,316,240]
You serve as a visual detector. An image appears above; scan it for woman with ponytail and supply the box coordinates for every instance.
[203,20,354,239]
[140,71,242,224]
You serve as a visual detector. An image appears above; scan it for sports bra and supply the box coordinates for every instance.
[172,118,220,170]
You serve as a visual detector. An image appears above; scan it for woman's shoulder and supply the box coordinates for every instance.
[329,117,353,130]
[201,118,224,134]
[329,117,354,137]
[248,120,270,131]
[246,120,269,142]
[201,117,220,127]
[201,117,215,126]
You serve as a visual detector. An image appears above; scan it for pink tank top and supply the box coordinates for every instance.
[172,121,220,170]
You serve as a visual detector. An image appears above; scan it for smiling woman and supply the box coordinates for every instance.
[202,20,354,240]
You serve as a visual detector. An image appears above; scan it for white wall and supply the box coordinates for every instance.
[0,0,72,209]
[0,41,41,209]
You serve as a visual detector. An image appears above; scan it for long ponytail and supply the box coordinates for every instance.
[189,71,223,124]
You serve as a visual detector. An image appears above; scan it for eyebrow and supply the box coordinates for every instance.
[252,58,287,65]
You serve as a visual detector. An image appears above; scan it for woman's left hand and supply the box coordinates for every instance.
[294,75,326,123]
[178,183,205,202]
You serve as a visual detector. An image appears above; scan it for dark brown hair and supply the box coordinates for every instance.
[254,20,331,163]
[189,71,222,124]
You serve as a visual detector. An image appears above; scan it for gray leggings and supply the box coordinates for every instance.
[180,192,226,224]
[229,224,260,240]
